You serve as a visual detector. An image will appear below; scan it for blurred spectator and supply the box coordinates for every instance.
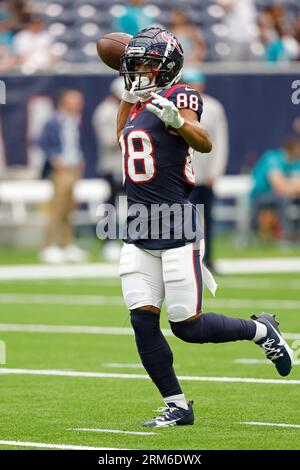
[92,77,125,261]
[169,10,207,63]
[0,3,13,45]
[184,68,229,270]
[265,26,299,61]
[295,13,300,57]
[0,6,16,71]
[93,77,124,191]
[114,0,157,37]
[218,0,259,60]
[293,116,300,134]
[251,136,300,241]
[7,0,31,31]
[38,90,87,264]
[259,5,299,61]
[14,15,56,73]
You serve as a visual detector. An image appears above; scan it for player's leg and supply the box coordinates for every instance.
[163,242,293,376]
[44,170,65,247]
[60,169,77,247]
[120,243,194,426]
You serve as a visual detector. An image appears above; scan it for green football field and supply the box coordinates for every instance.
[0,273,299,450]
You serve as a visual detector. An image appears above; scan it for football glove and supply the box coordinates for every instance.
[146,92,185,129]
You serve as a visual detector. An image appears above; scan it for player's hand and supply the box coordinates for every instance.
[146,92,185,129]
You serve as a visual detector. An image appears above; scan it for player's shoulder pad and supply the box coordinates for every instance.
[162,84,203,120]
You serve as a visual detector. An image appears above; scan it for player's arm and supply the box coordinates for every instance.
[146,92,212,153]
[269,171,300,197]
[176,108,212,153]
[117,100,133,141]
[117,90,138,142]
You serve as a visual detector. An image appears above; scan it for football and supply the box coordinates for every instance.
[96,32,132,70]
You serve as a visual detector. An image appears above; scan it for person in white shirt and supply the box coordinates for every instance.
[92,77,125,261]
[218,0,259,60]
[14,15,56,73]
[183,68,229,270]
[93,77,124,186]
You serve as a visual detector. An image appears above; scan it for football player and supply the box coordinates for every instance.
[117,27,293,427]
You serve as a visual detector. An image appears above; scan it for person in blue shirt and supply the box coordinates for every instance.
[251,135,300,239]
[38,89,87,263]
[114,0,156,37]
[0,7,16,71]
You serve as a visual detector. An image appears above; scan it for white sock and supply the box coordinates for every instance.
[252,320,267,342]
[163,394,188,410]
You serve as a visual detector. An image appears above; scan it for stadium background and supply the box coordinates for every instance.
[1,73,300,175]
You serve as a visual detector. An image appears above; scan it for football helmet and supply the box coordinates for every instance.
[120,27,184,97]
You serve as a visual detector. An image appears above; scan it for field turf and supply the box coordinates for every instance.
[0,273,299,450]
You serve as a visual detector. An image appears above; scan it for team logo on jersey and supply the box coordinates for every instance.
[161,32,182,53]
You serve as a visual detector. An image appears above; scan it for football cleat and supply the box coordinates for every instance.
[142,400,194,428]
[251,312,293,376]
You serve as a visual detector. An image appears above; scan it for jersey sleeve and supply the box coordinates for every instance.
[266,153,284,175]
[167,85,203,122]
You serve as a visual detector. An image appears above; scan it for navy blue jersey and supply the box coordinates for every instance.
[121,83,204,249]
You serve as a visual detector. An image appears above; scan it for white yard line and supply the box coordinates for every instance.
[0,323,298,342]
[0,439,127,450]
[1,293,300,310]
[0,264,119,281]
[0,277,299,288]
[240,422,300,429]
[0,258,299,280]
[66,428,156,436]
[0,278,121,287]
[0,323,298,341]
[279,333,300,340]
[219,279,300,290]
[208,299,300,310]
[102,363,145,369]
[235,359,300,365]
[0,324,135,335]
[217,258,300,274]
[0,368,299,385]
[0,294,124,305]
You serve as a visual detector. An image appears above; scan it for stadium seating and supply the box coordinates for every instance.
[37,1,298,63]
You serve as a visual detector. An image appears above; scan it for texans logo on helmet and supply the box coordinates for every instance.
[161,32,182,53]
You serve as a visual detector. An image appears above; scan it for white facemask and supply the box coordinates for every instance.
[130,76,157,101]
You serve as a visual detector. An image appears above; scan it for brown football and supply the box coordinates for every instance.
[96,32,132,70]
